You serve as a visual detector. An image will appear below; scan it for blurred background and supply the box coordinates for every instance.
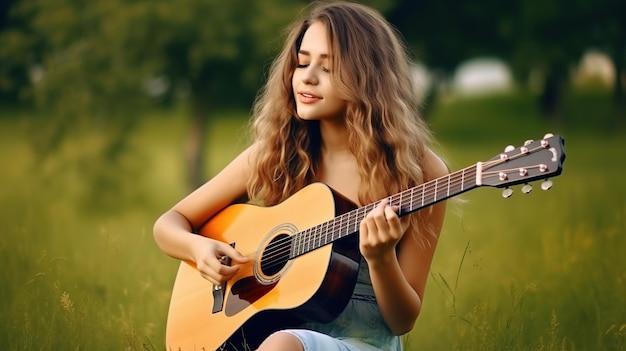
[1,0,624,350]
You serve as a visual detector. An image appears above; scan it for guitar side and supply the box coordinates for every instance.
[165,183,361,351]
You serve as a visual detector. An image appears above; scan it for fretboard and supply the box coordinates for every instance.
[290,165,478,258]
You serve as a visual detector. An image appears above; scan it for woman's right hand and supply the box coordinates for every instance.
[192,237,249,285]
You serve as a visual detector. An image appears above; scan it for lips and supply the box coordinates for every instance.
[297,91,321,104]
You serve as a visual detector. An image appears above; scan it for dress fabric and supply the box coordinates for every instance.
[281,257,403,351]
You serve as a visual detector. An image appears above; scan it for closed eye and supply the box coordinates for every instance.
[295,63,330,73]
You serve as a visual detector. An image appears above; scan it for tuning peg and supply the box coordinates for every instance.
[502,188,513,198]
[522,184,533,194]
[541,179,553,190]
[504,145,515,152]
[524,139,534,146]
[543,133,554,139]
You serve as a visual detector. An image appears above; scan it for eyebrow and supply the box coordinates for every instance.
[297,50,329,59]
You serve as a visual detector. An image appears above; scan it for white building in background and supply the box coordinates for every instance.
[451,57,514,96]
[572,50,615,87]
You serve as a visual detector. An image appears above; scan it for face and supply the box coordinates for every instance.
[292,21,347,122]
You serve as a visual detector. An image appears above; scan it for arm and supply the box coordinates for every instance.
[359,148,448,335]
[153,145,257,284]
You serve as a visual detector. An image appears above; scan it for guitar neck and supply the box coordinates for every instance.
[291,165,478,258]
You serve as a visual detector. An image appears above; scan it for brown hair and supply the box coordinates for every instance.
[247,1,434,239]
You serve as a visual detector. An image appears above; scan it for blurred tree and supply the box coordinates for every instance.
[0,0,34,103]
[505,0,624,118]
[588,0,625,106]
[387,0,516,117]
[388,0,625,120]
[0,0,398,198]
[388,0,513,72]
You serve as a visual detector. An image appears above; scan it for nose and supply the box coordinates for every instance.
[301,66,318,85]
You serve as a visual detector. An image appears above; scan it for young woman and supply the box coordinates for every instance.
[153,2,448,351]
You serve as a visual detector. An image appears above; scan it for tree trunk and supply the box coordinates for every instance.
[539,64,564,120]
[185,101,208,191]
[611,39,625,106]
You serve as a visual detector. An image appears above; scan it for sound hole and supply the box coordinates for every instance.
[260,233,292,276]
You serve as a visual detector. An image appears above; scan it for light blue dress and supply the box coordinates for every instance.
[282,258,403,351]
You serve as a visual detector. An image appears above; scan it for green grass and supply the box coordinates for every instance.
[0,89,624,350]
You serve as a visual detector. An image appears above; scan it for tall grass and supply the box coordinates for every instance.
[1,90,624,350]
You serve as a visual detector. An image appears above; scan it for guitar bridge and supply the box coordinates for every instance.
[212,243,234,314]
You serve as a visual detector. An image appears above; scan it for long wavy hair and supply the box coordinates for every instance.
[247,2,435,240]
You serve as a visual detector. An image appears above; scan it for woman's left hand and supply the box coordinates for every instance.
[359,199,410,263]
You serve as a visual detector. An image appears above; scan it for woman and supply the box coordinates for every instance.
[153,2,448,350]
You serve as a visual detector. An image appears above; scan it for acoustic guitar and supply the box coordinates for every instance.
[165,133,566,351]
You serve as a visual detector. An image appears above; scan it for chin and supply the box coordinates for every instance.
[294,111,318,121]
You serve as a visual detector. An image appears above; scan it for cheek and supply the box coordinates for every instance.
[329,97,347,112]
[291,70,299,88]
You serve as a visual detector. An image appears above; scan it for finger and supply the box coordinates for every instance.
[399,215,411,232]
[200,261,239,284]
[198,269,221,285]
[196,260,222,285]
[376,198,390,211]
[384,206,403,237]
[370,200,389,226]
[383,205,401,221]
[216,244,249,264]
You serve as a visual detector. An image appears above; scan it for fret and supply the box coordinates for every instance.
[307,227,314,252]
[337,215,342,240]
[291,233,297,257]
[301,230,307,254]
[297,230,302,254]
[461,169,465,191]
[339,214,345,239]
[295,232,301,256]
[336,215,341,241]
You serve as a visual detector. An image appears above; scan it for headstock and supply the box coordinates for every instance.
[476,133,565,197]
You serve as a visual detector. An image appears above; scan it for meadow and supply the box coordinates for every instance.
[0,89,624,350]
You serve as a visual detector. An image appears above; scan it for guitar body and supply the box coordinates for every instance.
[166,183,361,351]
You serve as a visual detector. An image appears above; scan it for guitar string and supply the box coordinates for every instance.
[258,145,551,271]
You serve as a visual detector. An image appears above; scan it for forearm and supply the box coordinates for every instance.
[153,209,205,263]
[368,252,422,335]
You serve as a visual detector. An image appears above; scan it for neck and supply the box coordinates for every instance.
[319,119,351,156]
